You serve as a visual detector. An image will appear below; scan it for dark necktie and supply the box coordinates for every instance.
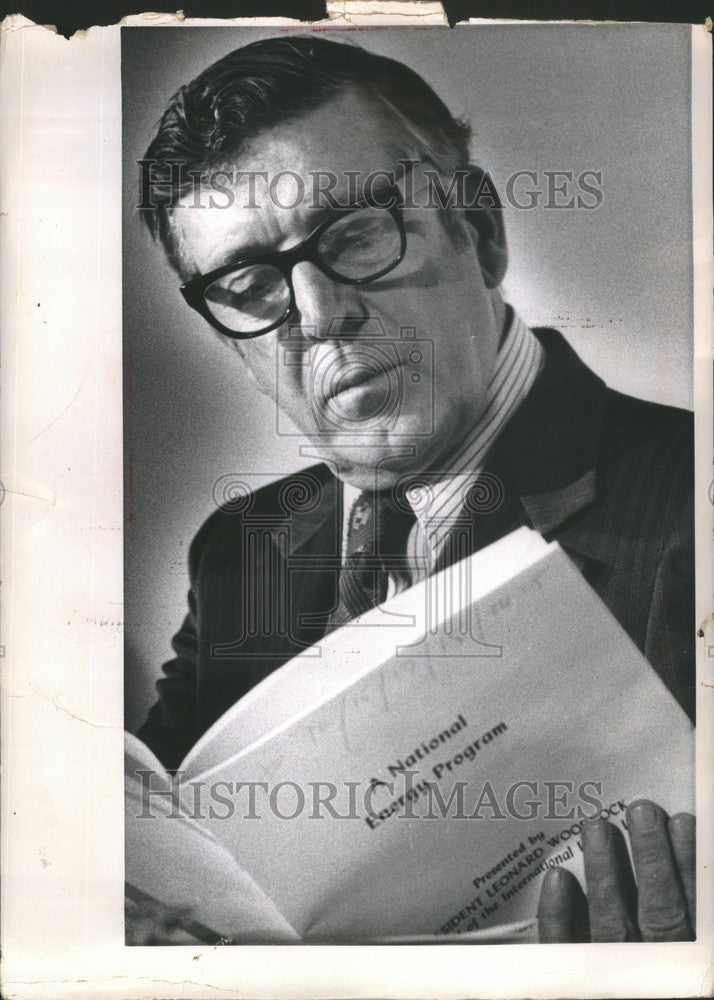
[326,489,417,631]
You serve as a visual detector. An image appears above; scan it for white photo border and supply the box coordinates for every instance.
[0,12,712,1000]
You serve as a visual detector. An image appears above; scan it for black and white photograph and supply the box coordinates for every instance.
[123,24,697,946]
[0,8,711,998]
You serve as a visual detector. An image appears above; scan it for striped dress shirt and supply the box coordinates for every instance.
[342,308,544,597]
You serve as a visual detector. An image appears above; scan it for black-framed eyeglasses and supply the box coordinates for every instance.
[179,185,407,339]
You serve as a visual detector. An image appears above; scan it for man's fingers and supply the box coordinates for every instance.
[539,805,696,944]
[627,800,693,941]
[582,817,639,941]
[669,812,696,926]
[537,867,589,943]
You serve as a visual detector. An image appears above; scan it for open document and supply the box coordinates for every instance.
[125,527,694,943]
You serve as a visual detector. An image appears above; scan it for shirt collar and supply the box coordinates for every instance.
[413,307,543,557]
[343,307,545,560]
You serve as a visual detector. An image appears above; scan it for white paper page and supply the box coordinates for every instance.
[181,527,553,777]
[162,551,693,940]
[124,751,301,942]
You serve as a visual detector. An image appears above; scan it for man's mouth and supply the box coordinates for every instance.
[325,357,401,401]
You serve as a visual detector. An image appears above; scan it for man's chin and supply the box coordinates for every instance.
[308,429,438,490]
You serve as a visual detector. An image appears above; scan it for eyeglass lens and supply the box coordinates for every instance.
[202,205,402,335]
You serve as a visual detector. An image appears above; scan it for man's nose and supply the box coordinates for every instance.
[291,262,371,340]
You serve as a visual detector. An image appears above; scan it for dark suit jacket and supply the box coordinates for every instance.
[137,329,695,770]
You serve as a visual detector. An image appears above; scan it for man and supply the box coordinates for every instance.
[134,35,695,942]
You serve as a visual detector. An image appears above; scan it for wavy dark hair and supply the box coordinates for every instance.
[139,35,472,259]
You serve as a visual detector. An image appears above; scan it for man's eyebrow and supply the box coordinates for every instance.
[200,222,301,273]
[206,237,274,272]
[196,203,343,276]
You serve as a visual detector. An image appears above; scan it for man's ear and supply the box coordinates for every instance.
[460,165,508,289]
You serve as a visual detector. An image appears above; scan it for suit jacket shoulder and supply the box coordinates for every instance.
[186,463,336,582]
[560,390,694,719]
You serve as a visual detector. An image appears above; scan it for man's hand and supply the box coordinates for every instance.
[537,799,695,942]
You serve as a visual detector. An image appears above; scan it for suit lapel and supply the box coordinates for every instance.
[435,329,611,571]
[198,465,341,732]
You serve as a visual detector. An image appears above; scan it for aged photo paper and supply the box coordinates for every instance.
[1,5,712,998]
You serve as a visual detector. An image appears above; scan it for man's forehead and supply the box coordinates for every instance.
[224,89,406,195]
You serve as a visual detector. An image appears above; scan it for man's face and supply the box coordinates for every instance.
[172,90,506,489]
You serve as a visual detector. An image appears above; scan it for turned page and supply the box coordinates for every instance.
[132,538,693,941]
